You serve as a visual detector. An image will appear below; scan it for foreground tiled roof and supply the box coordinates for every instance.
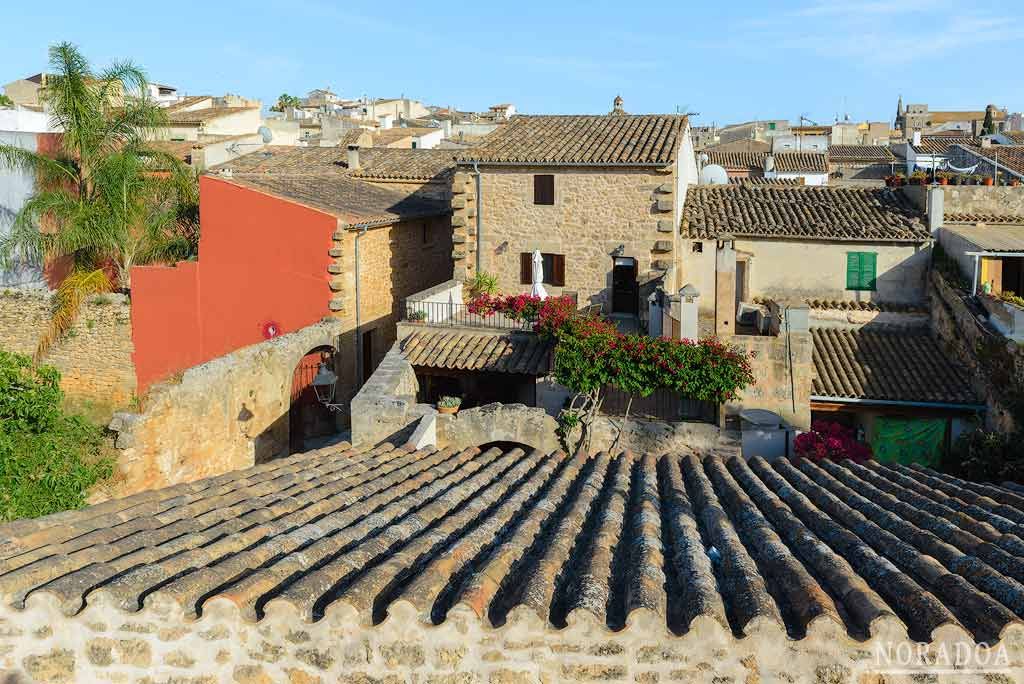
[944,213,1024,226]
[351,149,457,181]
[401,330,553,374]
[829,145,896,163]
[682,185,929,242]
[811,328,980,405]
[220,175,448,225]
[1003,131,1024,145]
[1,442,1022,645]
[706,151,827,173]
[458,114,687,165]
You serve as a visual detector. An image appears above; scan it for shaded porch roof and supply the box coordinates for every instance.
[401,330,553,375]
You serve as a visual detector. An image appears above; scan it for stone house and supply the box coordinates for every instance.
[156,95,263,143]
[449,108,698,313]
[1,437,1022,684]
[131,145,456,436]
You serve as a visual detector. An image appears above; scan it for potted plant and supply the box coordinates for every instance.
[910,170,928,186]
[437,395,462,414]
[983,175,995,186]
[894,172,906,187]
[936,171,951,186]
[407,309,428,324]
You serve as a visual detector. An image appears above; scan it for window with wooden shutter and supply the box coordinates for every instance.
[533,174,554,205]
[551,253,566,286]
[846,252,877,291]
[520,253,533,284]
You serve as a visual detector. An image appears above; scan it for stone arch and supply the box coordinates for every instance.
[288,344,338,453]
[444,403,560,455]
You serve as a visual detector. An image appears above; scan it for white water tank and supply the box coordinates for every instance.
[739,409,789,460]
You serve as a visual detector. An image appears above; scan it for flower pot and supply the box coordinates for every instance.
[938,178,948,185]
[984,178,994,186]
[437,406,458,415]
[1011,180,1021,187]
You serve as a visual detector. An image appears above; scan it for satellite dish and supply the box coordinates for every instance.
[258,125,273,144]
[700,164,729,185]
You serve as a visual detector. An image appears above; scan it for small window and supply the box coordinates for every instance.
[422,222,430,244]
[846,252,877,291]
[533,175,555,205]
[769,122,776,130]
[692,241,703,253]
[520,252,565,286]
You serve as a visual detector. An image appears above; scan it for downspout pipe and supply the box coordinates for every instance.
[472,161,482,274]
[353,223,370,386]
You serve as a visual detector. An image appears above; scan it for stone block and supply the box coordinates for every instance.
[657,219,674,233]
[329,299,345,312]
[452,233,467,244]
[653,240,673,253]
[328,247,343,257]
[656,198,674,212]
[655,183,674,193]
[327,263,343,275]
[451,196,467,209]
[651,259,672,271]
[451,215,467,228]
[329,278,345,292]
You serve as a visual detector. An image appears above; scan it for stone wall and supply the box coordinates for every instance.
[1,589,1019,683]
[904,183,1024,215]
[450,165,678,308]
[726,332,814,429]
[106,320,342,495]
[0,290,136,407]
[929,270,1022,433]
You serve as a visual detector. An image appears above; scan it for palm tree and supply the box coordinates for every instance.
[0,42,198,359]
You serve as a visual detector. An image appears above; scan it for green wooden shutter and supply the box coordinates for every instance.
[846,252,877,290]
[860,252,877,290]
[846,253,861,289]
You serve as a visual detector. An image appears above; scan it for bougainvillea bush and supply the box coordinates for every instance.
[467,293,755,450]
[794,420,873,463]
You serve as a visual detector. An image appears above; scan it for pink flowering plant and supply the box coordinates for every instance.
[794,420,873,463]
[466,292,755,452]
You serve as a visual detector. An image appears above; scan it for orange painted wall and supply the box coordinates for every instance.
[131,176,336,393]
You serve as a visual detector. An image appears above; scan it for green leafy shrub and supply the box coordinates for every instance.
[940,427,1024,485]
[466,271,498,299]
[0,350,113,521]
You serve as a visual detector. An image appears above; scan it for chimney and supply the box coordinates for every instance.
[981,137,992,148]
[764,154,775,173]
[715,239,736,336]
[678,284,701,341]
[912,131,922,147]
[927,185,944,234]
[347,144,360,170]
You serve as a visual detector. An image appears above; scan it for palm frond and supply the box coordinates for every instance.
[35,268,111,361]
[0,143,77,183]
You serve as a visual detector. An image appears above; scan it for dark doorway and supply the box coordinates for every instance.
[1004,257,1024,296]
[735,260,748,309]
[289,346,336,453]
[361,329,375,386]
[611,257,638,314]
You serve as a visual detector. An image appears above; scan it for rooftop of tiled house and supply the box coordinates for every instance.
[682,185,929,241]
[207,145,456,182]
[401,330,553,375]
[457,114,688,165]
[704,151,828,173]
[1,440,1022,645]
[828,145,897,163]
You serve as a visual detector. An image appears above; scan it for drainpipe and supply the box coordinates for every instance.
[472,161,482,274]
[353,223,370,386]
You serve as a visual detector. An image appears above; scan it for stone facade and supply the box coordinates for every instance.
[105,320,342,495]
[450,166,680,308]
[1,586,1019,683]
[0,290,136,407]
[726,331,814,429]
[328,215,453,416]
[929,270,1022,433]
[904,184,1024,216]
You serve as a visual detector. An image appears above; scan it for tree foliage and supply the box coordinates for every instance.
[271,93,302,112]
[0,42,200,359]
[0,93,13,108]
[982,108,996,137]
[0,350,112,521]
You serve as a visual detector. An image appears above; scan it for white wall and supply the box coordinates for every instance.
[771,171,828,186]
[413,128,444,150]
[0,109,54,134]
[0,130,45,287]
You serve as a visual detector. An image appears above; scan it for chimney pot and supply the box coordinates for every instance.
[347,144,360,170]
[912,131,922,147]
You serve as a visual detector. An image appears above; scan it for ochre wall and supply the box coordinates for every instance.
[130,177,336,393]
[0,290,136,407]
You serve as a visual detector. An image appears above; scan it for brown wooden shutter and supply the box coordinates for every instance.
[533,175,554,205]
[552,254,566,286]
[520,253,533,284]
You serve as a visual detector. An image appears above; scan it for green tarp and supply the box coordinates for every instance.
[872,417,946,466]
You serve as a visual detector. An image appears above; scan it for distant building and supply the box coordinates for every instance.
[717,119,789,145]
[895,97,1007,136]
[488,103,516,120]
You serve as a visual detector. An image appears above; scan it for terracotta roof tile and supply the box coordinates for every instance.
[458,114,687,165]
[911,135,978,155]
[0,441,1021,644]
[401,331,553,375]
[705,151,827,173]
[829,145,896,163]
[167,106,258,125]
[955,144,1024,178]
[351,149,456,181]
[682,185,928,242]
[220,175,448,225]
[811,327,979,405]
[207,146,456,182]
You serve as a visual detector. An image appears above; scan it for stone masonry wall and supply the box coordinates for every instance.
[929,270,1021,433]
[727,332,814,430]
[1,591,1019,684]
[904,184,1024,215]
[328,216,453,416]
[105,320,342,495]
[0,289,136,406]
[450,166,678,308]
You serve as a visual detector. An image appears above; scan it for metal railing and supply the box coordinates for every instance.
[403,299,534,331]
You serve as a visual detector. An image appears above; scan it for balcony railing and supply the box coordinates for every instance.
[403,298,534,331]
[600,386,718,424]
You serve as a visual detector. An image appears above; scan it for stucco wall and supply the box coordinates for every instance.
[0,290,136,406]
[106,320,342,495]
[453,165,678,308]
[682,240,929,313]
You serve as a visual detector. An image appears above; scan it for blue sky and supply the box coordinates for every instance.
[3,0,1021,126]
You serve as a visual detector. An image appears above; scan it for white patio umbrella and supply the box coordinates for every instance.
[530,249,548,299]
